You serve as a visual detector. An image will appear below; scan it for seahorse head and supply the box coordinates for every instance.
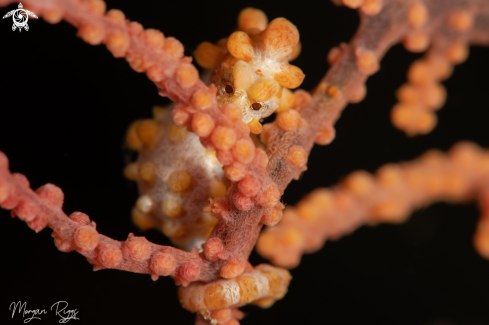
[195,8,304,133]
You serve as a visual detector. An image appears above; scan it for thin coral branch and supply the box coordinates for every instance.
[258,142,489,268]
[391,0,489,135]
[0,151,221,284]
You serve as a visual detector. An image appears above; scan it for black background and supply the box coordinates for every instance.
[1,0,489,324]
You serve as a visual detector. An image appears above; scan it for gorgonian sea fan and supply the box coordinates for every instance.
[1,0,489,324]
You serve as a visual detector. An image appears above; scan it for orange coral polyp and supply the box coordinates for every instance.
[407,2,428,29]
[224,163,247,182]
[356,49,379,74]
[262,206,283,226]
[74,226,99,251]
[192,113,214,138]
[105,8,125,24]
[78,24,105,45]
[99,245,123,268]
[256,185,281,208]
[192,113,215,138]
[106,32,130,58]
[179,263,201,283]
[237,174,261,197]
[220,258,246,278]
[275,109,301,130]
[232,192,254,211]
[361,0,383,16]
[163,37,184,59]
[43,9,64,24]
[192,89,214,110]
[342,0,365,9]
[211,126,237,151]
[286,145,307,168]
[144,28,164,49]
[446,42,469,64]
[150,253,177,276]
[232,139,255,164]
[88,0,106,15]
[447,11,474,32]
[315,126,336,145]
[403,31,430,53]
[125,235,152,261]
[222,104,244,122]
[203,237,224,261]
[176,63,199,89]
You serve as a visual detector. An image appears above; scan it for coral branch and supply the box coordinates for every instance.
[0,151,220,284]
[258,142,489,267]
[392,0,489,135]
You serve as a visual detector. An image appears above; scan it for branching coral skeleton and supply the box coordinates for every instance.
[1,0,489,324]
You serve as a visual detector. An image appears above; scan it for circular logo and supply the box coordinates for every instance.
[13,10,28,28]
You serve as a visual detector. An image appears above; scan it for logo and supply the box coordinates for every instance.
[2,3,37,32]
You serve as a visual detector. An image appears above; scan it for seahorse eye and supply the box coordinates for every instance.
[251,102,262,110]
[225,84,234,94]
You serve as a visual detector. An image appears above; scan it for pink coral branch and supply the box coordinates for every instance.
[0,151,221,284]
[258,142,489,267]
